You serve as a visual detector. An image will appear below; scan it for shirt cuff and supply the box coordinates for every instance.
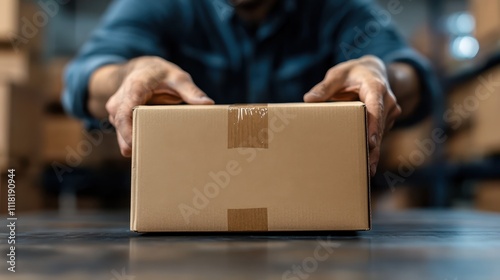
[383,49,439,127]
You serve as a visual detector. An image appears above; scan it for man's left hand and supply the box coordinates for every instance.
[304,55,402,176]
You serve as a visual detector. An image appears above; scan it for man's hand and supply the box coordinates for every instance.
[102,56,214,157]
[303,55,402,176]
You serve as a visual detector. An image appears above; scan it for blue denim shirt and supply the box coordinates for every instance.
[63,0,436,127]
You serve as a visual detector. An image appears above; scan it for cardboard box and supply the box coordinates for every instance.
[475,180,500,212]
[42,116,84,162]
[0,168,43,214]
[0,83,10,170]
[470,0,500,43]
[443,66,500,158]
[131,102,370,232]
[381,117,433,170]
[0,82,42,171]
[446,129,474,161]
[42,115,125,167]
[44,57,71,103]
[471,66,500,156]
[0,0,18,42]
[0,50,29,83]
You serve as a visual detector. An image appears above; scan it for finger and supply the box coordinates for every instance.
[112,73,164,151]
[365,92,383,176]
[116,130,131,157]
[147,92,184,105]
[328,91,360,101]
[108,114,115,126]
[105,94,119,122]
[114,105,133,156]
[165,68,214,105]
[385,102,402,133]
[360,81,386,153]
[304,65,349,102]
[369,145,381,177]
[113,83,144,151]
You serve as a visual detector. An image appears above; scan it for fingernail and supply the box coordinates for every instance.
[370,134,378,146]
[201,96,214,103]
[370,164,377,176]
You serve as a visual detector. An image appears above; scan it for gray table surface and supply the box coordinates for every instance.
[1,210,500,280]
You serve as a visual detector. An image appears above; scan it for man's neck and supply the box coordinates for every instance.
[233,0,280,25]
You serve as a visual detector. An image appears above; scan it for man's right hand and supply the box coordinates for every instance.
[96,56,214,157]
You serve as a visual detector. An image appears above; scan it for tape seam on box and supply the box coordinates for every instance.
[228,104,269,149]
[227,208,268,231]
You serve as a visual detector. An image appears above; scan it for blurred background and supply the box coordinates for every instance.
[0,0,499,215]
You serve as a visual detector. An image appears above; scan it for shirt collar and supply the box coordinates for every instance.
[212,0,297,22]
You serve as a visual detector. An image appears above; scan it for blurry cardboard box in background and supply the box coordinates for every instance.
[470,0,500,45]
[0,83,43,215]
[471,66,500,156]
[446,65,500,159]
[476,180,500,212]
[0,50,28,83]
[381,117,434,171]
[0,0,18,42]
[131,102,370,232]
[0,83,42,172]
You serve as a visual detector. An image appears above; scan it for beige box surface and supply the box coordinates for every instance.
[0,0,18,42]
[131,102,370,232]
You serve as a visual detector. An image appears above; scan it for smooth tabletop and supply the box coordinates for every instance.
[1,210,500,280]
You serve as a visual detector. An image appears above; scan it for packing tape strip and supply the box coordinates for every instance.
[228,104,269,149]
[227,208,268,231]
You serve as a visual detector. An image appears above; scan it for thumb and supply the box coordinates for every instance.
[304,82,328,102]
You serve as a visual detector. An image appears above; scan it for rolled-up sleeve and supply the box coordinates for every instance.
[62,0,186,126]
[331,0,438,126]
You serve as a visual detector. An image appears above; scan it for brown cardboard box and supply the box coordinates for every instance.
[443,66,500,158]
[0,167,43,214]
[131,102,370,232]
[44,57,71,103]
[445,81,476,161]
[471,66,500,156]
[0,83,42,171]
[381,117,434,170]
[470,0,500,43]
[0,50,29,83]
[42,116,84,163]
[476,180,500,212]
[0,0,18,42]
[0,83,10,170]
[446,129,474,161]
[42,116,124,167]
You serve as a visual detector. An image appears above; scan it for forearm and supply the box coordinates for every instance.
[387,63,422,120]
[88,63,128,119]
